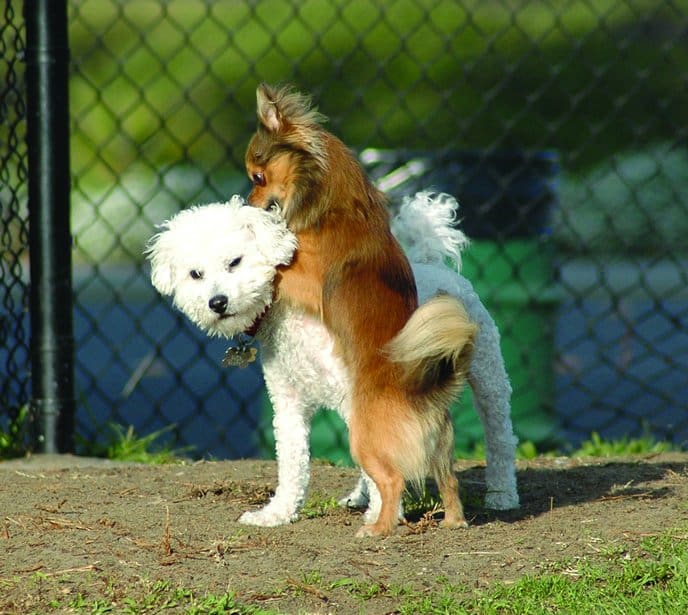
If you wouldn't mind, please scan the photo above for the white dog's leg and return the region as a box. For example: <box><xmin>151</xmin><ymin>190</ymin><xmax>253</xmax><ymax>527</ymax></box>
<box><xmin>361</xmin><ymin>472</ymin><xmax>383</xmax><ymax>524</ymax></box>
<box><xmin>339</xmin><ymin>473</ymin><xmax>370</xmax><ymax>508</ymax></box>
<box><xmin>239</xmin><ymin>389</ymin><xmax>312</xmax><ymax>527</ymax></box>
<box><xmin>339</xmin><ymin>471</ymin><xmax>405</xmax><ymax>524</ymax></box>
<box><xmin>468</xmin><ymin>317</ymin><xmax>520</xmax><ymax>510</ymax></box>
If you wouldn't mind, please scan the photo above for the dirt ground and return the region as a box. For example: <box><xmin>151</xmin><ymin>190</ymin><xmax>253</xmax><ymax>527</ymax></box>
<box><xmin>2</xmin><ymin>452</ymin><xmax>688</xmax><ymax>614</ymax></box>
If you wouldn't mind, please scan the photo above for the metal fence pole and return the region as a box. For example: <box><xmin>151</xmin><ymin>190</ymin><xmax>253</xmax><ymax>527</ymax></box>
<box><xmin>24</xmin><ymin>0</ymin><xmax>74</xmax><ymax>453</ymax></box>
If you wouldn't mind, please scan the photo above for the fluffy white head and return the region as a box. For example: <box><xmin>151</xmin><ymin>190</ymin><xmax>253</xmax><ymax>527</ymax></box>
<box><xmin>391</xmin><ymin>191</ymin><xmax>469</xmax><ymax>272</ymax></box>
<box><xmin>145</xmin><ymin>195</ymin><xmax>297</xmax><ymax>338</ymax></box>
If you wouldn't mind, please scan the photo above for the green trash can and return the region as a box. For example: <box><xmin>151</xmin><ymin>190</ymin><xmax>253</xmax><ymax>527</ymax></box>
<box><xmin>258</xmin><ymin>149</ymin><xmax>561</xmax><ymax>463</ymax></box>
<box><xmin>452</xmin><ymin>238</ymin><xmax>560</xmax><ymax>453</ymax></box>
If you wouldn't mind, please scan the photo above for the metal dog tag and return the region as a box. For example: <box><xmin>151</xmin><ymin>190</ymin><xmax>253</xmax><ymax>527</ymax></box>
<box><xmin>222</xmin><ymin>344</ymin><xmax>258</xmax><ymax>369</ymax></box>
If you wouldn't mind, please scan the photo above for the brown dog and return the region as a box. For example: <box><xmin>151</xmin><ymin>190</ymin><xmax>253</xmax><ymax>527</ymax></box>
<box><xmin>245</xmin><ymin>83</ymin><xmax>477</xmax><ymax>536</ymax></box>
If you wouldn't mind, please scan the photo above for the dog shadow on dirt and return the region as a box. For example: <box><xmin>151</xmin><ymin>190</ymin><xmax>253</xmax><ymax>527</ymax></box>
<box><xmin>451</xmin><ymin>457</ymin><xmax>688</xmax><ymax>526</ymax></box>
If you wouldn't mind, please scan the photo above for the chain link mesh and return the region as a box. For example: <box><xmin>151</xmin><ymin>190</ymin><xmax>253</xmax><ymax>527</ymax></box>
<box><xmin>1</xmin><ymin>0</ymin><xmax>30</xmax><ymax>440</ymax></box>
<box><xmin>3</xmin><ymin>0</ymin><xmax>687</xmax><ymax>458</ymax></box>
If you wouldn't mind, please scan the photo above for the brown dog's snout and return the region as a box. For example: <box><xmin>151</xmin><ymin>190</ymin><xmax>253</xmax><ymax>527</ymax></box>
<box><xmin>246</xmin><ymin>192</ymin><xmax>280</xmax><ymax>213</ymax></box>
<box><xmin>209</xmin><ymin>294</ymin><xmax>228</xmax><ymax>314</ymax></box>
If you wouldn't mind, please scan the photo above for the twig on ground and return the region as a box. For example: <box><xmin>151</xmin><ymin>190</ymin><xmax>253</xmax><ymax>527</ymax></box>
<box><xmin>286</xmin><ymin>577</ymin><xmax>330</xmax><ymax>603</ymax></box>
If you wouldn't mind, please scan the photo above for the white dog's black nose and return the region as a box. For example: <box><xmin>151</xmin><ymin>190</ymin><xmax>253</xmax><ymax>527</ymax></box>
<box><xmin>209</xmin><ymin>294</ymin><xmax>229</xmax><ymax>314</ymax></box>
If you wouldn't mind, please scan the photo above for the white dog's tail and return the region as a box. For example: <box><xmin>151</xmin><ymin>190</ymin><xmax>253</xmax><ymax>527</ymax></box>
<box><xmin>390</xmin><ymin>191</ymin><xmax>469</xmax><ymax>272</ymax></box>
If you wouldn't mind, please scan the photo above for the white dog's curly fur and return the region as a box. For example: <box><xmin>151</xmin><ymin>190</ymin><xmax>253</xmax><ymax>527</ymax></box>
<box><xmin>147</xmin><ymin>192</ymin><xmax>519</xmax><ymax>531</ymax></box>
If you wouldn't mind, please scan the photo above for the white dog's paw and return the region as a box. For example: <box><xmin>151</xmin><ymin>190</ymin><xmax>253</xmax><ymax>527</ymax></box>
<box><xmin>362</xmin><ymin>506</ymin><xmax>379</xmax><ymax>525</ymax></box>
<box><xmin>339</xmin><ymin>475</ymin><xmax>370</xmax><ymax>509</ymax></box>
<box><xmin>485</xmin><ymin>490</ymin><xmax>520</xmax><ymax>510</ymax></box>
<box><xmin>338</xmin><ymin>489</ymin><xmax>369</xmax><ymax>509</ymax></box>
<box><xmin>238</xmin><ymin>505</ymin><xmax>297</xmax><ymax>527</ymax></box>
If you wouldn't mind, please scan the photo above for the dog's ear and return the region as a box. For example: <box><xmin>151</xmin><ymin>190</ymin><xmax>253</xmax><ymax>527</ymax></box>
<box><xmin>145</xmin><ymin>231</ymin><xmax>176</xmax><ymax>296</ymax></box>
<box><xmin>150</xmin><ymin>258</ymin><xmax>175</xmax><ymax>296</ymax></box>
<box><xmin>256</xmin><ymin>83</ymin><xmax>324</xmax><ymax>137</ymax></box>
<box><xmin>256</xmin><ymin>83</ymin><xmax>282</xmax><ymax>133</ymax></box>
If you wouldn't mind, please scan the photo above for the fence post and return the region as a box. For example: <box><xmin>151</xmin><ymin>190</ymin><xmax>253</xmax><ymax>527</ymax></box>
<box><xmin>24</xmin><ymin>0</ymin><xmax>75</xmax><ymax>453</ymax></box>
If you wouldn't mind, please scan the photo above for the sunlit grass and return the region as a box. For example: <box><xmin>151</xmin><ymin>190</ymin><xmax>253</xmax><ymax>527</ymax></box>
<box><xmin>573</xmin><ymin>430</ymin><xmax>675</xmax><ymax>458</ymax></box>
<box><xmin>76</xmin><ymin>422</ymin><xmax>191</xmax><ymax>464</ymax></box>
<box><xmin>5</xmin><ymin>527</ymin><xmax>687</xmax><ymax>613</ymax></box>
<box><xmin>0</xmin><ymin>406</ymin><xmax>29</xmax><ymax>460</ymax></box>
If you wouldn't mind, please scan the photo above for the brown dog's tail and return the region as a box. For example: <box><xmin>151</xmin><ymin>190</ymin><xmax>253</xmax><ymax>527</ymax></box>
<box><xmin>384</xmin><ymin>293</ymin><xmax>477</xmax><ymax>397</ymax></box>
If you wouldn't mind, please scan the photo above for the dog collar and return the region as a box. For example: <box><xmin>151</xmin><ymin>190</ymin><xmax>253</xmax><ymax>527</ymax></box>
<box><xmin>243</xmin><ymin>307</ymin><xmax>267</xmax><ymax>338</ymax></box>
<box><xmin>221</xmin><ymin>307</ymin><xmax>268</xmax><ymax>369</ymax></box>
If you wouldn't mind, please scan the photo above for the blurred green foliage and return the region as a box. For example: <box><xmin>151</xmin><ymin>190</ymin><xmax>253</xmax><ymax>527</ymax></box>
<box><xmin>68</xmin><ymin>0</ymin><xmax>688</xmax><ymax>179</ymax></box>
<box><xmin>0</xmin><ymin>406</ymin><xmax>29</xmax><ymax>460</ymax></box>
<box><xmin>555</xmin><ymin>144</ymin><xmax>688</xmax><ymax>253</ymax></box>
<box><xmin>63</xmin><ymin>0</ymin><xmax>688</xmax><ymax>258</ymax></box>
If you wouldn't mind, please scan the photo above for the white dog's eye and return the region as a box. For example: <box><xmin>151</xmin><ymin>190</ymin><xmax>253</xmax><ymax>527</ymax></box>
<box><xmin>190</xmin><ymin>269</ymin><xmax>203</xmax><ymax>280</ymax></box>
<box><xmin>227</xmin><ymin>256</ymin><xmax>243</xmax><ymax>271</ymax></box>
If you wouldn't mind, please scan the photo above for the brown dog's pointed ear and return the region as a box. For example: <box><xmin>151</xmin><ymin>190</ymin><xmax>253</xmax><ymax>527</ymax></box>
<box><xmin>256</xmin><ymin>83</ymin><xmax>282</xmax><ymax>133</ymax></box>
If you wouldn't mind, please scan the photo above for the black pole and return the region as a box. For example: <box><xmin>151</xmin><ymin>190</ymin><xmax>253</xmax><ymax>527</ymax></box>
<box><xmin>24</xmin><ymin>0</ymin><xmax>75</xmax><ymax>454</ymax></box>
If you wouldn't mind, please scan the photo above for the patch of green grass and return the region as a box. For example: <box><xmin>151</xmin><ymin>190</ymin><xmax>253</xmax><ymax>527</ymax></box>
<box><xmin>8</xmin><ymin>528</ymin><xmax>686</xmax><ymax>614</ymax></box>
<box><xmin>78</xmin><ymin>423</ymin><xmax>191</xmax><ymax>464</ymax></box>
<box><xmin>397</xmin><ymin>579</ymin><xmax>467</xmax><ymax>615</ymax></box>
<box><xmin>301</xmin><ymin>494</ymin><xmax>340</xmax><ymax>519</ymax></box>
<box><xmin>466</xmin><ymin>439</ymin><xmax>554</xmax><ymax>461</ymax></box>
<box><xmin>286</xmin><ymin>570</ymin><xmax>409</xmax><ymax>606</ymax></box>
<box><xmin>67</xmin><ymin>594</ymin><xmax>112</xmax><ymax>615</ymax></box>
<box><xmin>0</xmin><ymin>413</ymin><xmax>192</xmax><ymax>464</ymax></box>
<box><xmin>466</xmin><ymin>530</ymin><xmax>688</xmax><ymax>614</ymax></box>
<box><xmin>375</xmin><ymin>528</ymin><xmax>688</xmax><ymax>614</ymax></box>
<box><xmin>402</xmin><ymin>486</ymin><xmax>443</xmax><ymax>521</ymax></box>
<box><xmin>573</xmin><ymin>431</ymin><xmax>675</xmax><ymax>458</ymax></box>
<box><xmin>0</xmin><ymin>406</ymin><xmax>30</xmax><ymax>460</ymax></box>
<box><xmin>329</xmin><ymin>576</ymin><xmax>389</xmax><ymax>600</ymax></box>
<box><xmin>402</xmin><ymin>484</ymin><xmax>484</xmax><ymax>522</ymax></box>
<box><xmin>464</xmin><ymin>432</ymin><xmax>675</xmax><ymax>463</ymax></box>
<box><xmin>36</xmin><ymin>578</ymin><xmax>277</xmax><ymax>615</ymax></box>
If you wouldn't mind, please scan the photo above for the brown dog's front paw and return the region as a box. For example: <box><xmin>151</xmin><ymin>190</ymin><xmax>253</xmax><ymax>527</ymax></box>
<box><xmin>439</xmin><ymin>518</ymin><xmax>469</xmax><ymax>529</ymax></box>
<box><xmin>355</xmin><ymin>522</ymin><xmax>396</xmax><ymax>538</ymax></box>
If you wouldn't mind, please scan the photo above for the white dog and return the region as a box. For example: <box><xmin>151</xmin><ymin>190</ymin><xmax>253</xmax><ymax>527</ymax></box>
<box><xmin>147</xmin><ymin>192</ymin><xmax>519</xmax><ymax>532</ymax></box>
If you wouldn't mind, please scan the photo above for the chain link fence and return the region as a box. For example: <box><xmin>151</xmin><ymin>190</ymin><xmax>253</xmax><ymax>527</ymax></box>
<box><xmin>3</xmin><ymin>0</ymin><xmax>687</xmax><ymax>459</ymax></box>
<box><xmin>1</xmin><ymin>0</ymin><xmax>29</xmax><ymax>448</ymax></box>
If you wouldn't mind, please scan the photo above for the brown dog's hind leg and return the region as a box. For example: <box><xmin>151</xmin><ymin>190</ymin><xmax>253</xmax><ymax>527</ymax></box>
<box><xmin>437</xmin><ymin>472</ymin><xmax>467</xmax><ymax>529</ymax></box>
<box><xmin>348</xmin><ymin>402</ymin><xmax>406</xmax><ymax>537</ymax></box>
<box><xmin>353</xmin><ymin>452</ymin><xmax>405</xmax><ymax>537</ymax></box>
<box><xmin>432</xmin><ymin>418</ymin><xmax>468</xmax><ymax>529</ymax></box>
